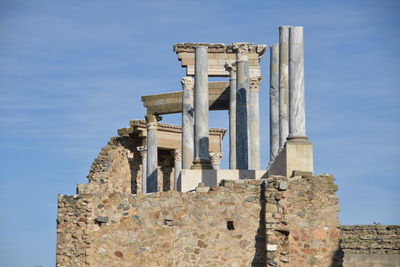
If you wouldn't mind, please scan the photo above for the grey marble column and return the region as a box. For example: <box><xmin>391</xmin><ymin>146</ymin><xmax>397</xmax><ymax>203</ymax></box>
<box><xmin>192</xmin><ymin>46</ymin><xmax>213</xmax><ymax>169</ymax></box>
<box><xmin>172</xmin><ymin>150</ymin><xmax>182</xmax><ymax>191</ymax></box>
<box><xmin>288</xmin><ymin>26</ymin><xmax>307</xmax><ymax>139</ymax></box>
<box><xmin>137</xmin><ymin>145</ymin><xmax>147</xmax><ymax>193</ymax></box>
<box><xmin>181</xmin><ymin>76</ymin><xmax>195</xmax><ymax>169</ymax></box>
<box><xmin>209</xmin><ymin>152</ymin><xmax>223</xmax><ymax>170</ymax></box>
<box><xmin>235</xmin><ymin>47</ymin><xmax>250</xmax><ymax>170</ymax></box>
<box><xmin>279</xmin><ymin>26</ymin><xmax>290</xmax><ymax>148</ymax></box>
<box><xmin>225</xmin><ymin>63</ymin><xmax>237</xmax><ymax>169</ymax></box>
<box><xmin>249</xmin><ymin>76</ymin><xmax>262</xmax><ymax>170</ymax></box>
<box><xmin>269</xmin><ymin>44</ymin><xmax>280</xmax><ymax>162</ymax></box>
<box><xmin>145</xmin><ymin>115</ymin><xmax>158</xmax><ymax>192</ymax></box>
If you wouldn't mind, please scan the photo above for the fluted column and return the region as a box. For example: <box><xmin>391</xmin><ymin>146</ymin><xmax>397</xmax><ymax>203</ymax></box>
<box><xmin>288</xmin><ymin>26</ymin><xmax>307</xmax><ymax>139</ymax></box>
<box><xmin>225</xmin><ymin>63</ymin><xmax>237</xmax><ymax>169</ymax></box>
<box><xmin>137</xmin><ymin>145</ymin><xmax>147</xmax><ymax>193</ymax></box>
<box><xmin>249</xmin><ymin>76</ymin><xmax>262</xmax><ymax>170</ymax></box>
<box><xmin>172</xmin><ymin>150</ymin><xmax>182</xmax><ymax>191</ymax></box>
<box><xmin>181</xmin><ymin>76</ymin><xmax>195</xmax><ymax>169</ymax></box>
<box><xmin>209</xmin><ymin>152</ymin><xmax>223</xmax><ymax>170</ymax></box>
<box><xmin>145</xmin><ymin>115</ymin><xmax>158</xmax><ymax>192</ymax></box>
<box><xmin>235</xmin><ymin>45</ymin><xmax>250</xmax><ymax>170</ymax></box>
<box><xmin>269</xmin><ymin>44</ymin><xmax>280</xmax><ymax>162</ymax></box>
<box><xmin>279</xmin><ymin>26</ymin><xmax>290</xmax><ymax>148</ymax></box>
<box><xmin>192</xmin><ymin>46</ymin><xmax>213</xmax><ymax>169</ymax></box>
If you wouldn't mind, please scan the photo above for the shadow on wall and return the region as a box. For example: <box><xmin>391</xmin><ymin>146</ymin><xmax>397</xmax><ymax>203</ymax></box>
<box><xmin>252</xmin><ymin>181</ymin><xmax>266</xmax><ymax>266</ymax></box>
<box><xmin>330</xmin><ymin>249</ymin><xmax>344</xmax><ymax>267</ymax></box>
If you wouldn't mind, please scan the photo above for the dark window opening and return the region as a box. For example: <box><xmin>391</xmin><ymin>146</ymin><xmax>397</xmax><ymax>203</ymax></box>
<box><xmin>227</xmin><ymin>220</ymin><xmax>235</xmax><ymax>230</ymax></box>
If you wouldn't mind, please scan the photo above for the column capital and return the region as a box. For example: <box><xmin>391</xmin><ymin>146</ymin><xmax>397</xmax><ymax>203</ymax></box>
<box><xmin>209</xmin><ymin>152</ymin><xmax>223</xmax><ymax>164</ymax></box>
<box><xmin>250</xmin><ymin>76</ymin><xmax>262</xmax><ymax>92</ymax></box>
<box><xmin>172</xmin><ymin>150</ymin><xmax>182</xmax><ymax>161</ymax></box>
<box><xmin>224</xmin><ymin>63</ymin><xmax>236</xmax><ymax>79</ymax></box>
<box><xmin>181</xmin><ymin>76</ymin><xmax>194</xmax><ymax>91</ymax></box>
<box><xmin>145</xmin><ymin>115</ymin><xmax>158</xmax><ymax>130</ymax></box>
<box><xmin>137</xmin><ymin>145</ymin><xmax>147</xmax><ymax>156</ymax></box>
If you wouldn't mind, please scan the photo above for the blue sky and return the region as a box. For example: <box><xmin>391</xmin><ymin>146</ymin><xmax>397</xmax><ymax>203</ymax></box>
<box><xmin>0</xmin><ymin>0</ymin><xmax>399</xmax><ymax>266</ymax></box>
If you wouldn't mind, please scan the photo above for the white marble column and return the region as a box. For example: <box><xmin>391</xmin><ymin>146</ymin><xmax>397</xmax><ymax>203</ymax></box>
<box><xmin>269</xmin><ymin>44</ymin><xmax>280</xmax><ymax>162</ymax></box>
<box><xmin>288</xmin><ymin>26</ymin><xmax>307</xmax><ymax>139</ymax></box>
<box><xmin>137</xmin><ymin>145</ymin><xmax>147</xmax><ymax>193</ymax></box>
<box><xmin>235</xmin><ymin>45</ymin><xmax>250</xmax><ymax>170</ymax></box>
<box><xmin>145</xmin><ymin>115</ymin><xmax>158</xmax><ymax>192</ymax></box>
<box><xmin>279</xmin><ymin>26</ymin><xmax>290</xmax><ymax>148</ymax></box>
<box><xmin>225</xmin><ymin>63</ymin><xmax>237</xmax><ymax>169</ymax></box>
<box><xmin>192</xmin><ymin>46</ymin><xmax>213</xmax><ymax>169</ymax></box>
<box><xmin>181</xmin><ymin>76</ymin><xmax>195</xmax><ymax>169</ymax></box>
<box><xmin>172</xmin><ymin>150</ymin><xmax>182</xmax><ymax>191</ymax></box>
<box><xmin>249</xmin><ymin>76</ymin><xmax>262</xmax><ymax>170</ymax></box>
<box><xmin>209</xmin><ymin>152</ymin><xmax>223</xmax><ymax>170</ymax></box>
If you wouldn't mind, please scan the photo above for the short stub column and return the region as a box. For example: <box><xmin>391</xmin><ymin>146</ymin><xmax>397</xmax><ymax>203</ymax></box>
<box><xmin>137</xmin><ymin>145</ymin><xmax>147</xmax><ymax>193</ymax></box>
<box><xmin>172</xmin><ymin>150</ymin><xmax>182</xmax><ymax>191</ymax></box>
<box><xmin>192</xmin><ymin>46</ymin><xmax>213</xmax><ymax>169</ymax></box>
<box><xmin>181</xmin><ymin>76</ymin><xmax>195</xmax><ymax>169</ymax></box>
<box><xmin>145</xmin><ymin>115</ymin><xmax>158</xmax><ymax>192</ymax></box>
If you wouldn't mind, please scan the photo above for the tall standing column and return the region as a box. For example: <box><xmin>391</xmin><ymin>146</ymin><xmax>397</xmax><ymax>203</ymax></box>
<box><xmin>209</xmin><ymin>152</ymin><xmax>223</xmax><ymax>170</ymax></box>
<box><xmin>225</xmin><ymin>63</ymin><xmax>237</xmax><ymax>169</ymax></box>
<box><xmin>249</xmin><ymin>76</ymin><xmax>262</xmax><ymax>170</ymax></box>
<box><xmin>279</xmin><ymin>26</ymin><xmax>290</xmax><ymax>148</ymax></box>
<box><xmin>137</xmin><ymin>145</ymin><xmax>147</xmax><ymax>193</ymax></box>
<box><xmin>235</xmin><ymin>45</ymin><xmax>250</xmax><ymax>170</ymax></box>
<box><xmin>181</xmin><ymin>76</ymin><xmax>195</xmax><ymax>169</ymax></box>
<box><xmin>269</xmin><ymin>44</ymin><xmax>280</xmax><ymax>162</ymax></box>
<box><xmin>172</xmin><ymin>150</ymin><xmax>182</xmax><ymax>191</ymax></box>
<box><xmin>145</xmin><ymin>115</ymin><xmax>158</xmax><ymax>192</ymax></box>
<box><xmin>192</xmin><ymin>46</ymin><xmax>213</xmax><ymax>169</ymax></box>
<box><xmin>288</xmin><ymin>26</ymin><xmax>307</xmax><ymax>139</ymax></box>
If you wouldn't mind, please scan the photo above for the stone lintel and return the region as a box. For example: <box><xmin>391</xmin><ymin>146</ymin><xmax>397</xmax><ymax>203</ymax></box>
<box><xmin>141</xmin><ymin>81</ymin><xmax>230</xmax><ymax>115</ymax></box>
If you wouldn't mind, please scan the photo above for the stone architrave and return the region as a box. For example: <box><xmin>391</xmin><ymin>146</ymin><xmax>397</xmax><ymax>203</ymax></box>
<box><xmin>288</xmin><ymin>26</ymin><xmax>307</xmax><ymax>140</ymax></box>
<box><xmin>137</xmin><ymin>145</ymin><xmax>147</xmax><ymax>193</ymax></box>
<box><xmin>209</xmin><ymin>152</ymin><xmax>223</xmax><ymax>169</ymax></box>
<box><xmin>181</xmin><ymin>76</ymin><xmax>195</xmax><ymax>169</ymax></box>
<box><xmin>192</xmin><ymin>46</ymin><xmax>213</xmax><ymax>169</ymax></box>
<box><xmin>145</xmin><ymin>115</ymin><xmax>158</xmax><ymax>192</ymax></box>
<box><xmin>172</xmin><ymin>150</ymin><xmax>182</xmax><ymax>191</ymax></box>
<box><xmin>234</xmin><ymin>44</ymin><xmax>250</xmax><ymax>170</ymax></box>
<box><xmin>279</xmin><ymin>26</ymin><xmax>290</xmax><ymax>148</ymax></box>
<box><xmin>269</xmin><ymin>44</ymin><xmax>280</xmax><ymax>162</ymax></box>
<box><xmin>225</xmin><ymin>63</ymin><xmax>237</xmax><ymax>169</ymax></box>
<box><xmin>249</xmin><ymin>76</ymin><xmax>262</xmax><ymax>170</ymax></box>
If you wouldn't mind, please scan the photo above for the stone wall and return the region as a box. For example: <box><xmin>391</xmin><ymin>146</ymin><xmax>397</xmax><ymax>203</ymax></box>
<box><xmin>340</xmin><ymin>225</ymin><xmax>400</xmax><ymax>266</ymax></box>
<box><xmin>56</xmin><ymin>173</ymin><xmax>341</xmax><ymax>266</ymax></box>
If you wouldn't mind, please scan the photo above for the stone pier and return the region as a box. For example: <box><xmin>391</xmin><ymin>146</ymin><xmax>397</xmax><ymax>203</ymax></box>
<box><xmin>225</xmin><ymin>63</ymin><xmax>237</xmax><ymax>169</ymax></box>
<box><xmin>172</xmin><ymin>150</ymin><xmax>182</xmax><ymax>191</ymax></box>
<box><xmin>145</xmin><ymin>115</ymin><xmax>158</xmax><ymax>192</ymax></box>
<box><xmin>192</xmin><ymin>46</ymin><xmax>212</xmax><ymax>169</ymax></box>
<box><xmin>279</xmin><ymin>26</ymin><xmax>290</xmax><ymax>149</ymax></box>
<box><xmin>288</xmin><ymin>26</ymin><xmax>306</xmax><ymax>139</ymax></box>
<box><xmin>181</xmin><ymin>76</ymin><xmax>195</xmax><ymax>169</ymax></box>
<box><xmin>235</xmin><ymin>45</ymin><xmax>250</xmax><ymax>170</ymax></box>
<box><xmin>269</xmin><ymin>44</ymin><xmax>280</xmax><ymax>162</ymax></box>
<box><xmin>137</xmin><ymin>145</ymin><xmax>147</xmax><ymax>193</ymax></box>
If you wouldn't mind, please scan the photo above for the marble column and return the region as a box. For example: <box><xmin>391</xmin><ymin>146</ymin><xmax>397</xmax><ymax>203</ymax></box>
<box><xmin>209</xmin><ymin>152</ymin><xmax>223</xmax><ymax>170</ymax></box>
<box><xmin>192</xmin><ymin>46</ymin><xmax>213</xmax><ymax>169</ymax></box>
<box><xmin>225</xmin><ymin>63</ymin><xmax>237</xmax><ymax>169</ymax></box>
<box><xmin>145</xmin><ymin>115</ymin><xmax>158</xmax><ymax>192</ymax></box>
<box><xmin>172</xmin><ymin>150</ymin><xmax>182</xmax><ymax>191</ymax></box>
<box><xmin>235</xmin><ymin>46</ymin><xmax>250</xmax><ymax>170</ymax></box>
<box><xmin>288</xmin><ymin>26</ymin><xmax>307</xmax><ymax>139</ymax></box>
<box><xmin>279</xmin><ymin>26</ymin><xmax>290</xmax><ymax>148</ymax></box>
<box><xmin>181</xmin><ymin>76</ymin><xmax>195</xmax><ymax>169</ymax></box>
<box><xmin>249</xmin><ymin>76</ymin><xmax>262</xmax><ymax>170</ymax></box>
<box><xmin>269</xmin><ymin>44</ymin><xmax>280</xmax><ymax>162</ymax></box>
<box><xmin>137</xmin><ymin>145</ymin><xmax>147</xmax><ymax>193</ymax></box>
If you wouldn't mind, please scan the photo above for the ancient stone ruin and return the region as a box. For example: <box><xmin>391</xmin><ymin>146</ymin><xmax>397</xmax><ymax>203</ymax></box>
<box><xmin>56</xmin><ymin>26</ymin><xmax>400</xmax><ymax>266</ymax></box>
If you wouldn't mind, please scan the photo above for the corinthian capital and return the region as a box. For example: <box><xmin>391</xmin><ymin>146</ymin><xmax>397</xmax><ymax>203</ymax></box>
<box><xmin>250</xmin><ymin>76</ymin><xmax>262</xmax><ymax>92</ymax></box>
<box><xmin>137</xmin><ymin>145</ymin><xmax>147</xmax><ymax>157</ymax></box>
<box><xmin>209</xmin><ymin>152</ymin><xmax>223</xmax><ymax>164</ymax></box>
<box><xmin>172</xmin><ymin>150</ymin><xmax>182</xmax><ymax>161</ymax></box>
<box><xmin>181</xmin><ymin>76</ymin><xmax>194</xmax><ymax>91</ymax></box>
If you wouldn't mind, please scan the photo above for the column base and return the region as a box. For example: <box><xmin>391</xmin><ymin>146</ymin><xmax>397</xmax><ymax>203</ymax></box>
<box><xmin>191</xmin><ymin>159</ymin><xmax>213</xmax><ymax>170</ymax></box>
<box><xmin>287</xmin><ymin>135</ymin><xmax>308</xmax><ymax>142</ymax></box>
